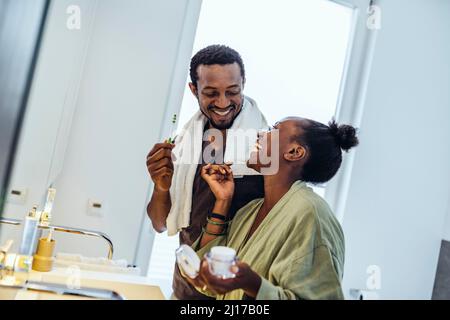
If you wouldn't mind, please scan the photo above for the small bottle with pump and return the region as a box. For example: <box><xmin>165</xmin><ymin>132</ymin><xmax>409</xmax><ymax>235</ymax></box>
<box><xmin>19</xmin><ymin>206</ymin><xmax>39</xmax><ymax>256</ymax></box>
<box><xmin>32</xmin><ymin>228</ymin><xmax>56</xmax><ymax>272</ymax></box>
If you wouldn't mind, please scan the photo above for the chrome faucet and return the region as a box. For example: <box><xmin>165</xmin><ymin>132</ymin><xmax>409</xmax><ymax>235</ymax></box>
<box><xmin>0</xmin><ymin>187</ymin><xmax>120</xmax><ymax>299</ymax></box>
<box><xmin>0</xmin><ymin>217</ymin><xmax>114</xmax><ymax>259</ymax></box>
<box><xmin>1</xmin><ymin>188</ymin><xmax>114</xmax><ymax>259</ymax></box>
<box><xmin>0</xmin><ymin>238</ymin><xmax>123</xmax><ymax>299</ymax></box>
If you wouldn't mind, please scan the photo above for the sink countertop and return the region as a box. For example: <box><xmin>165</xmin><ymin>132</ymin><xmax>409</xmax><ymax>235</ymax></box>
<box><xmin>4</xmin><ymin>267</ymin><xmax>166</xmax><ymax>300</ymax></box>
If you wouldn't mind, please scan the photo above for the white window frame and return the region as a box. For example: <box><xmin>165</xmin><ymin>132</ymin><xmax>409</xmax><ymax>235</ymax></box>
<box><xmin>134</xmin><ymin>0</ymin><xmax>203</xmax><ymax>273</ymax></box>
<box><xmin>324</xmin><ymin>0</ymin><xmax>378</xmax><ymax>223</ymax></box>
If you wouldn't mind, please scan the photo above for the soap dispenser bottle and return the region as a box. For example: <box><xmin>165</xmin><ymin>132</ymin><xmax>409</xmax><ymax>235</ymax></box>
<box><xmin>18</xmin><ymin>206</ymin><xmax>39</xmax><ymax>256</ymax></box>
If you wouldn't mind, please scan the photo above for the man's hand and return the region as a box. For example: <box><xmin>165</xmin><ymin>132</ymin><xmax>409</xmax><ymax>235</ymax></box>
<box><xmin>201</xmin><ymin>163</ymin><xmax>235</xmax><ymax>201</ymax></box>
<box><xmin>146</xmin><ymin>142</ymin><xmax>175</xmax><ymax>192</ymax></box>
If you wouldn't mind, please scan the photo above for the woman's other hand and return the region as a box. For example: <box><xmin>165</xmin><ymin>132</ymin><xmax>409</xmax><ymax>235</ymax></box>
<box><xmin>201</xmin><ymin>163</ymin><xmax>235</xmax><ymax>201</ymax></box>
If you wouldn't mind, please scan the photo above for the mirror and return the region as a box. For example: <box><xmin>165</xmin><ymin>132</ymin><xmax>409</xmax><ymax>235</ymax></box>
<box><xmin>1</xmin><ymin>0</ymin><xmax>449</xmax><ymax>301</ymax></box>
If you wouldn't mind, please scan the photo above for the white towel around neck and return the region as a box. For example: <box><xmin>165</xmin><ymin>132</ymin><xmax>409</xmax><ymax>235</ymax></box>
<box><xmin>166</xmin><ymin>96</ymin><xmax>268</xmax><ymax>236</ymax></box>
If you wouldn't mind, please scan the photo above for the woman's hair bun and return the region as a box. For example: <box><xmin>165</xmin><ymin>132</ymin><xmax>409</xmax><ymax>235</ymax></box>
<box><xmin>328</xmin><ymin>119</ymin><xmax>359</xmax><ymax>152</ymax></box>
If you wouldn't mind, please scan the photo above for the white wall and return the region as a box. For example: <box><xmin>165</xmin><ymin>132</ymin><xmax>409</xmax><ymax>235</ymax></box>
<box><xmin>51</xmin><ymin>0</ymin><xmax>193</xmax><ymax>265</ymax></box>
<box><xmin>442</xmin><ymin>193</ymin><xmax>450</xmax><ymax>241</ymax></box>
<box><xmin>342</xmin><ymin>0</ymin><xmax>450</xmax><ymax>299</ymax></box>
<box><xmin>1</xmin><ymin>0</ymin><xmax>195</xmax><ymax>271</ymax></box>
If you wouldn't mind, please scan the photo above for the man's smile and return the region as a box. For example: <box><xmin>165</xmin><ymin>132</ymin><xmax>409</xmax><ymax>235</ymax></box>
<box><xmin>207</xmin><ymin>105</ymin><xmax>237</xmax><ymax>121</ymax></box>
<box><xmin>208</xmin><ymin>105</ymin><xmax>236</xmax><ymax>116</ymax></box>
<box><xmin>212</xmin><ymin>108</ymin><xmax>233</xmax><ymax>116</ymax></box>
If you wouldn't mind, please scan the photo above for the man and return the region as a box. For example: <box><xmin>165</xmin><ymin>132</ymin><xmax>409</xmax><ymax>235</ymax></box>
<box><xmin>146</xmin><ymin>45</ymin><xmax>267</xmax><ymax>299</ymax></box>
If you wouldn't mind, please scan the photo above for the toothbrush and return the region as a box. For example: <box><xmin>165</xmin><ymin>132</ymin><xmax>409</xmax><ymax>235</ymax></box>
<box><xmin>167</xmin><ymin>114</ymin><xmax>177</xmax><ymax>144</ymax></box>
<box><xmin>47</xmin><ymin>228</ymin><xmax>54</xmax><ymax>242</ymax></box>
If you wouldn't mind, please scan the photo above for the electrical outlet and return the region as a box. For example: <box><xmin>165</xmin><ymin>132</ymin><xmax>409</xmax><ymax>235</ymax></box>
<box><xmin>6</xmin><ymin>187</ymin><xmax>28</xmax><ymax>205</ymax></box>
<box><xmin>87</xmin><ymin>199</ymin><xmax>104</xmax><ymax>217</ymax></box>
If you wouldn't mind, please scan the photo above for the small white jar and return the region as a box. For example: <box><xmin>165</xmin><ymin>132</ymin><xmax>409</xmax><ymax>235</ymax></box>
<box><xmin>206</xmin><ymin>246</ymin><xmax>237</xmax><ymax>279</ymax></box>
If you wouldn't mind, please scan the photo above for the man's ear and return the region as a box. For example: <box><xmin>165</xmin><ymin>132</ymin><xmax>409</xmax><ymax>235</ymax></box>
<box><xmin>284</xmin><ymin>145</ymin><xmax>306</xmax><ymax>162</ymax></box>
<box><xmin>189</xmin><ymin>82</ymin><xmax>198</xmax><ymax>98</ymax></box>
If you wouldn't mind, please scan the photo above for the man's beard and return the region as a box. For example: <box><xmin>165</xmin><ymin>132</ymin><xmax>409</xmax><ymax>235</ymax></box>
<box><xmin>201</xmin><ymin>103</ymin><xmax>243</xmax><ymax>130</ymax></box>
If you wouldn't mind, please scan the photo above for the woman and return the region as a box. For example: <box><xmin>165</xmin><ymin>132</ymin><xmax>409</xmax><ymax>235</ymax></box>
<box><xmin>182</xmin><ymin>116</ymin><xmax>359</xmax><ymax>299</ymax></box>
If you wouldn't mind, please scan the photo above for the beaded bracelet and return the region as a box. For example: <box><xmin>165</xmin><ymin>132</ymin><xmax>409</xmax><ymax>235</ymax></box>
<box><xmin>206</xmin><ymin>216</ymin><xmax>230</xmax><ymax>226</ymax></box>
<box><xmin>202</xmin><ymin>226</ymin><xmax>227</xmax><ymax>237</ymax></box>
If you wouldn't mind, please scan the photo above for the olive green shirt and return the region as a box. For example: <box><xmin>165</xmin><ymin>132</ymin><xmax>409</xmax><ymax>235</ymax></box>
<box><xmin>192</xmin><ymin>180</ymin><xmax>345</xmax><ymax>300</ymax></box>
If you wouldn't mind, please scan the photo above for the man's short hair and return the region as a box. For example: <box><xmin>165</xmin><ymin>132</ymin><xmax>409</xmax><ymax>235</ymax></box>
<box><xmin>190</xmin><ymin>44</ymin><xmax>246</xmax><ymax>88</ymax></box>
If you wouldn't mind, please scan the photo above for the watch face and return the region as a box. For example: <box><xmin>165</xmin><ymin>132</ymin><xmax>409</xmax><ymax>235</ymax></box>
<box><xmin>175</xmin><ymin>244</ymin><xmax>200</xmax><ymax>279</ymax></box>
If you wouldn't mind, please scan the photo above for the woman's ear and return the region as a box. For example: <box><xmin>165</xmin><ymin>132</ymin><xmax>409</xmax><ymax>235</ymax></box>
<box><xmin>284</xmin><ymin>145</ymin><xmax>306</xmax><ymax>162</ymax></box>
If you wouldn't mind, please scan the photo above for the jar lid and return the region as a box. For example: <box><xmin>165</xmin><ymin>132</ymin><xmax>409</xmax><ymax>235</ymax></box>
<box><xmin>210</xmin><ymin>246</ymin><xmax>236</xmax><ymax>260</ymax></box>
<box><xmin>175</xmin><ymin>244</ymin><xmax>200</xmax><ymax>279</ymax></box>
